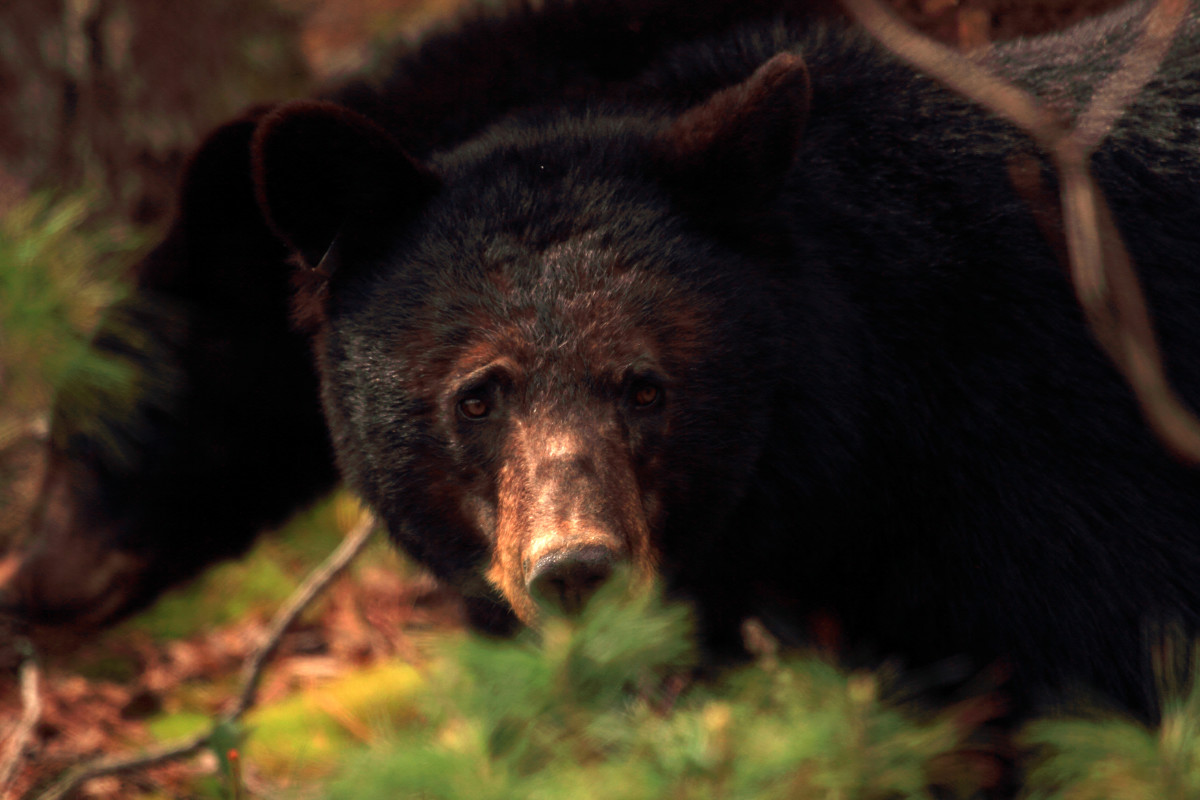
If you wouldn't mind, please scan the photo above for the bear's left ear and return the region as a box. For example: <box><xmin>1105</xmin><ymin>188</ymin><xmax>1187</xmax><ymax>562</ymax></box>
<box><xmin>654</xmin><ymin>52</ymin><xmax>811</xmax><ymax>212</ymax></box>
<box><xmin>252</xmin><ymin>101</ymin><xmax>439</xmax><ymax>272</ymax></box>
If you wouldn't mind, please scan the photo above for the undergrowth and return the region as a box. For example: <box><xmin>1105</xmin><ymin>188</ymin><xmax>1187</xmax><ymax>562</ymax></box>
<box><xmin>320</xmin><ymin>576</ymin><xmax>1000</xmax><ymax>800</ymax></box>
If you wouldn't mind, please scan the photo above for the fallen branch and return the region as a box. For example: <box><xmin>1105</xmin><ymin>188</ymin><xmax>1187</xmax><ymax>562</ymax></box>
<box><xmin>31</xmin><ymin>508</ymin><xmax>379</xmax><ymax>800</ymax></box>
<box><xmin>0</xmin><ymin>639</ymin><xmax>42</xmax><ymax>798</ymax></box>
<box><xmin>232</xmin><ymin>507</ymin><xmax>379</xmax><ymax>715</ymax></box>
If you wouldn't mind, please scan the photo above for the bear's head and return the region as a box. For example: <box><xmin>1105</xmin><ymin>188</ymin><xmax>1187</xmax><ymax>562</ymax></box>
<box><xmin>252</xmin><ymin>54</ymin><xmax>812</xmax><ymax>625</ymax></box>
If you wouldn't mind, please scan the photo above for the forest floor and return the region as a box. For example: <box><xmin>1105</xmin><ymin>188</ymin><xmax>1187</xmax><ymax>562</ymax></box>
<box><xmin>1</xmin><ymin>496</ymin><xmax>472</xmax><ymax>799</ymax></box>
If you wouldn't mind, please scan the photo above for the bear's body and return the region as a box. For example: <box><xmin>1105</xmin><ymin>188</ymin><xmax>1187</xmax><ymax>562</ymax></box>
<box><xmin>11</xmin><ymin>0</ymin><xmax>1200</xmax><ymax>717</ymax></box>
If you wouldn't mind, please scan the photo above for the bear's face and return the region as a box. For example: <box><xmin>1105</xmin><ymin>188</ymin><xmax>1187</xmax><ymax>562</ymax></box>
<box><xmin>321</xmin><ymin>161</ymin><xmax>780</xmax><ymax>622</ymax></box>
<box><xmin>252</xmin><ymin>54</ymin><xmax>811</xmax><ymax>622</ymax></box>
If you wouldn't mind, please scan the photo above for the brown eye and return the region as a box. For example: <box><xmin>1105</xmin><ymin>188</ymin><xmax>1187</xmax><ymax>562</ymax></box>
<box><xmin>632</xmin><ymin>383</ymin><xmax>660</xmax><ymax>408</ymax></box>
<box><xmin>459</xmin><ymin>397</ymin><xmax>490</xmax><ymax>420</ymax></box>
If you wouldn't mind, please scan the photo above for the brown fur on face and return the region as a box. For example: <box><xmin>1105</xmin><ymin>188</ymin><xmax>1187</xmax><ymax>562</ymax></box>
<box><xmin>435</xmin><ymin>243</ymin><xmax>693</xmax><ymax>622</ymax></box>
<box><xmin>487</xmin><ymin>412</ymin><xmax>661</xmax><ymax>623</ymax></box>
<box><xmin>346</xmin><ymin>228</ymin><xmax>729</xmax><ymax>626</ymax></box>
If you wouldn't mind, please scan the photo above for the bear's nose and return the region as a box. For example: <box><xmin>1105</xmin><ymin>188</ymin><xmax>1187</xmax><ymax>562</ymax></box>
<box><xmin>526</xmin><ymin>545</ymin><xmax>616</xmax><ymax>615</ymax></box>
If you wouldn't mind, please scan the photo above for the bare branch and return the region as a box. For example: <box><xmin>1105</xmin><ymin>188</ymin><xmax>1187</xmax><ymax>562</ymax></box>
<box><xmin>842</xmin><ymin>0</ymin><xmax>1200</xmax><ymax>463</ymax></box>
<box><xmin>0</xmin><ymin>640</ymin><xmax>42</xmax><ymax>798</ymax></box>
<box><xmin>32</xmin><ymin>734</ymin><xmax>211</xmax><ymax>800</ymax></box>
<box><xmin>231</xmin><ymin>507</ymin><xmax>379</xmax><ymax>716</ymax></box>
<box><xmin>838</xmin><ymin>0</ymin><xmax>1071</xmax><ymax>149</ymax></box>
<box><xmin>1071</xmin><ymin>0</ymin><xmax>1188</xmax><ymax>154</ymax></box>
<box><xmin>1091</xmin><ymin>195</ymin><xmax>1200</xmax><ymax>461</ymax></box>
<box><xmin>31</xmin><ymin>509</ymin><xmax>379</xmax><ymax>800</ymax></box>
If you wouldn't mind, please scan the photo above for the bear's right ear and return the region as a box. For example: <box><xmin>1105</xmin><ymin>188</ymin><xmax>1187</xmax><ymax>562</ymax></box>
<box><xmin>252</xmin><ymin>101</ymin><xmax>438</xmax><ymax>272</ymax></box>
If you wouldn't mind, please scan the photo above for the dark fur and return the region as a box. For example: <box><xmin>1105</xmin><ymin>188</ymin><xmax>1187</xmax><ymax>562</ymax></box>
<box><xmin>6</xmin><ymin>0</ymin><xmax>837</xmax><ymax>629</ymax></box>
<box><xmin>12</xmin><ymin>0</ymin><xmax>1200</xmax><ymax>720</ymax></box>
<box><xmin>9</xmin><ymin>109</ymin><xmax>340</xmax><ymax>624</ymax></box>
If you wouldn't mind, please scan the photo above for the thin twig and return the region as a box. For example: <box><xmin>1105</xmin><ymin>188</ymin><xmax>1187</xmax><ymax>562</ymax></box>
<box><xmin>1052</xmin><ymin>0</ymin><xmax>1200</xmax><ymax>461</ymax></box>
<box><xmin>32</xmin><ymin>509</ymin><xmax>379</xmax><ymax>800</ymax></box>
<box><xmin>0</xmin><ymin>639</ymin><xmax>42</xmax><ymax>797</ymax></box>
<box><xmin>842</xmin><ymin>0</ymin><xmax>1200</xmax><ymax>463</ymax></box>
<box><xmin>232</xmin><ymin>508</ymin><xmax>379</xmax><ymax>716</ymax></box>
<box><xmin>1070</xmin><ymin>0</ymin><xmax>1188</xmax><ymax>154</ymax></box>
<box><xmin>32</xmin><ymin>735</ymin><xmax>211</xmax><ymax>800</ymax></box>
<box><xmin>838</xmin><ymin>0</ymin><xmax>1072</xmax><ymax>148</ymax></box>
<box><xmin>1055</xmin><ymin>0</ymin><xmax>1186</xmax><ymax>308</ymax></box>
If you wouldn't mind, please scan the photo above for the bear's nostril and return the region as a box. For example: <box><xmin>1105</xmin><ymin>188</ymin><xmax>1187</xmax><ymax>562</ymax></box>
<box><xmin>527</xmin><ymin>546</ymin><xmax>616</xmax><ymax>615</ymax></box>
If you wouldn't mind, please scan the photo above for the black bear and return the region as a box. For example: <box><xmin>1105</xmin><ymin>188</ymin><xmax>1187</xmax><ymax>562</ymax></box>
<box><xmin>10</xmin><ymin>0</ymin><xmax>1200</xmax><ymax>718</ymax></box>
<box><xmin>6</xmin><ymin>0</ymin><xmax>834</xmax><ymax>630</ymax></box>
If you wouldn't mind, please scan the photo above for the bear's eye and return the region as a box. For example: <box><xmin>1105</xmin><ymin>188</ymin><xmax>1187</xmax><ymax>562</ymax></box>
<box><xmin>458</xmin><ymin>396</ymin><xmax>490</xmax><ymax>420</ymax></box>
<box><xmin>631</xmin><ymin>382</ymin><xmax>661</xmax><ymax>409</ymax></box>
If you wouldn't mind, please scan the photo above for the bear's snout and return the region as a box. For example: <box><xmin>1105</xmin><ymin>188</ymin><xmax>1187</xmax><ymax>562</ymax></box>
<box><xmin>489</xmin><ymin>420</ymin><xmax>659</xmax><ymax>622</ymax></box>
<box><xmin>526</xmin><ymin>543</ymin><xmax>619</xmax><ymax>614</ymax></box>
<box><xmin>513</xmin><ymin>448</ymin><xmax>634</xmax><ymax>616</ymax></box>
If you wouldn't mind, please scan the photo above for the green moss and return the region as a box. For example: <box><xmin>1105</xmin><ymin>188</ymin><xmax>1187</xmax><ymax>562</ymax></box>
<box><xmin>244</xmin><ymin>661</ymin><xmax>424</xmax><ymax>780</ymax></box>
<box><xmin>117</xmin><ymin>554</ymin><xmax>297</xmax><ymax>642</ymax></box>
<box><xmin>147</xmin><ymin>711</ymin><xmax>211</xmax><ymax>742</ymax></box>
<box><xmin>112</xmin><ymin>494</ymin><xmax>370</xmax><ymax>642</ymax></box>
<box><xmin>262</xmin><ymin>495</ymin><xmax>346</xmax><ymax>568</ymax></box>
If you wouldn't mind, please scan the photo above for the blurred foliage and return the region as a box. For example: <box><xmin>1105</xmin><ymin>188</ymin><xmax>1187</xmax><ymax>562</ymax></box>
<box><xmin>1021</xmin><ymin>635</ymin><xmax>1200</xmax><ymax>800</ymax></box>
<box><xmin>114</xmin><ymin>549</ymin><xmax>1200</xmax><ymax>800</ymax></box>
<box><xmin>0</xmin><ymin>192</ymin><xmax>140</xmax><ymax>427</ymax></box>
<box><xmin>319</xmin><ymin>579</ymin><xmax>998</xmax><ymax>800</ymax></box>
<box><xmin>0</xmin><ymin>191</ymin><xmax>143</xmax><ymax>545</ymax></box>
